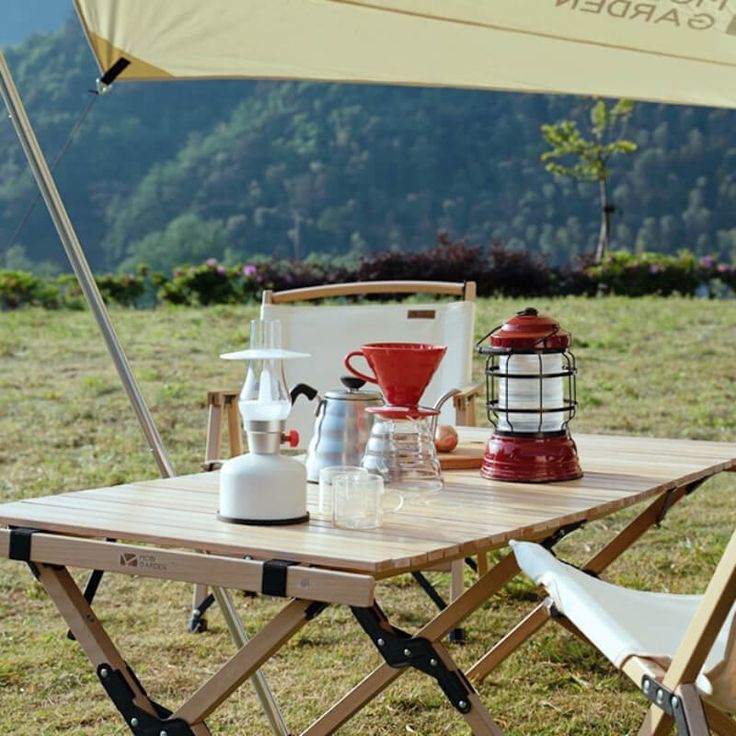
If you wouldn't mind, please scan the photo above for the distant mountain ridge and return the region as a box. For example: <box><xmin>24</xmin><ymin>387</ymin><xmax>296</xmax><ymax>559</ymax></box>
<box><xmin>2</xmin><ymin>17</ymin><xmax>736</xmax><ymax>273</ymax></box>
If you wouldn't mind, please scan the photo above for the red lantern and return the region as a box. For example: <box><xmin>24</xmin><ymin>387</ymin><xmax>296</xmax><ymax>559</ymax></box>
<box><xmin>476</xmin><ymin>308</ymin><xmax>582</xmax><ymax>482</ymax></box>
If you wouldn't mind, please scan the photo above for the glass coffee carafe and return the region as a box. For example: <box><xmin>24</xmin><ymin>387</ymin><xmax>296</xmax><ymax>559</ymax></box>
<box><xmin>361</xmin><ymin>406</ymin><xmax>443</xmax><ymax>494</ymax></box>
<box><xmin>344</xmin><ymin>342</ymin><xmax>448</xmax><ymax>495</ymax></box>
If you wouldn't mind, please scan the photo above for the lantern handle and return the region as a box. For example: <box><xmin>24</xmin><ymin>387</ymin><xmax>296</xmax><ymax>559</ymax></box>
<box><xmin>533</xmin><ymin>324</ymin><xmax>560</xmax><ymax>348</ymax></box>
<box><xmin>475</xmin><ymin>323</ymin><xmax>503</xmax><ymax>352</ymax></box>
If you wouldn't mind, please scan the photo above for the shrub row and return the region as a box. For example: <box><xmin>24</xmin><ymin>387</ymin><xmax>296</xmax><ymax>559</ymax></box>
<box><xmin>1</xmin><ymin>244</ymin><xmax>734</xmax><ymax>310</ymax></box>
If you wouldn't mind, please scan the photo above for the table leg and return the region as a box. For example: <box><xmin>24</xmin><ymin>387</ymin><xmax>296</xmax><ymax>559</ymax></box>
<box><xmin>212</xmin><ymin>587</ymin><xmax>291</xmax><ymax>736</ymax></box>
<box><xmin>36</xmin><ymin>563</ymin><xmax>212</xmax><ymax>736</ymax></box>
<box><xmin>301</xmin><ymin>552</ymin><xmax>520</xmax><ymax>736</ymax></box>
<box><xmin>468</xmin><ymin>483</ymin><xmax>697</xmax><ymax>684</ymax></box>
<box><xmin>173</xmin><ymin>599</ymin><xmax>314</xmax><ymax>726</ymax></box>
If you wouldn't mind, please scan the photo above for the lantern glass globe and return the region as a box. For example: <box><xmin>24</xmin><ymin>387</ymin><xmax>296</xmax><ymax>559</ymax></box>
<box><xmin>497</xmin><ymin>354</ymin><xmax>565</xmax><ymax>433</ymax></box>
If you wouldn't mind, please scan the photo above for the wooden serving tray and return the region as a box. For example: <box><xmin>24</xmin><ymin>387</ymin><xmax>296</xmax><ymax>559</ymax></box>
<box><xmin>438</xmin><ymin>441</ymin><xmax>486</xmax><ymax>470</ymax></box>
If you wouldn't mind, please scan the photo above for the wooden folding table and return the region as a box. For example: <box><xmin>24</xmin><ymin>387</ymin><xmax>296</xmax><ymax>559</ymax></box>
<box><xmin>1</xmin><ymin>430</ymin><xmax>734</xmax><ymax>735</ymax></box>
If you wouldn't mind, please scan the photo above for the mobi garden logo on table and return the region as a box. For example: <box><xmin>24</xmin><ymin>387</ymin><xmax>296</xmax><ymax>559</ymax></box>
<box><xmin>554</xmin><ymin>0</ymin><xmax>736</xmax><ymax>35</ymax></box>
<box><xmin>119</xmin><ymin>552</ymin><xmax>167</xmax><ymax>571</ymax></box>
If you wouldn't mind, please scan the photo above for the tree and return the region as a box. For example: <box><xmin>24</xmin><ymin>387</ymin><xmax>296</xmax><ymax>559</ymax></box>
<box><xmin>541</xmin><ymin>99</ymin><xmax>638</xmax><ymax>263</ymax></box>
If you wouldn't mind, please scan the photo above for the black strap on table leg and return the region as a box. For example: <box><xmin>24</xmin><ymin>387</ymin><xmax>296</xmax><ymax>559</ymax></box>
<box><xmin>8</xmin><ymin>527</ymin><xmax>40</xmax><ymax>578</ymax></box>
<box><xmin>8</xmin><ymin>527</ymin><xmax>37</xmax><ymax>561</ymax></box>
<box><xmin>97</xmin><ymin>663</ymin><xmax>194</xmax><ymax>735</ymax></box>
<box><xmin>261</xmin><ymin>559</ymin><xmax>297</xmax><ymax>597</ymax></box>
<box><xmin>351</xmin><ymin>604</ymin><xmax>474</xmax><ymax>714</ymax></box>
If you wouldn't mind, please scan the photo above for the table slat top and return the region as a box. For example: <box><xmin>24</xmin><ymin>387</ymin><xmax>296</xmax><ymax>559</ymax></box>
<box><xmin>1</xmin><ymin>430</ymin><xmax>734</xmax><ymax>574</ymax></box>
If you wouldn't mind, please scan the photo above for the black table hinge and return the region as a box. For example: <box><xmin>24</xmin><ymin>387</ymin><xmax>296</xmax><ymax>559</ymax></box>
<box><xmin>97</xmin><ymin>663</ymin><xmax>194</xmax><ymax>735</ymax></box>
<box><xmin>464</xmin><ymin>556</ymin><xmax>478</xmax><ymax>573</ymax></box>
<box><xmin>656</xmin><ymin>480</ymin><xmax>706</xmax><ymax>527</ymax></box>
<box><xmin>8</xmin><ymin>526</ymin><xmax>40</xmax><ymax>579</ymax></box>
<box><xmin>188</xmin><ymin>593</ymin><xmax>216</xmax><ymax>633</ymax></box>
<box><xmin>411</xmin><ymin>571</ymin><xmax>466</xmax><ymax>644</ymax></box>
<box><xmin>641</xmin><ymin>676</ymin><xmax>697</xmax><ymax>736</ymax></box>
<box><xmin>656</xmin><ymin>488</ymin><xmax>679</xmax><ymax>527</ymax></box>
<box><xmin>262</xmin><ymin>559</ymin><xmax>297</xmax><ymax>597</ymax></box>
<box><xmin>305</xmin><ymin>601</ymin><xmax>328</xmax><ymax>621</ymax></box>
<box><xmin>541</xmin><ymin>520</ymin><xmax>586</xmax><ymax>552</ymax></box>
<box><xmin>351</xmin><ymin>604</ymin><xmax>474</xmax><ymax>714</ymax></box>
<box><xmin>412</xmin><ymin>571</ymin><xmax>448</xmax><ymax>611</ymax></box>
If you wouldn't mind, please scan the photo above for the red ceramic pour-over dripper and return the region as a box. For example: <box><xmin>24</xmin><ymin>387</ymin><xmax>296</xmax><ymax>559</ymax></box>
<box><xmin>344</xmin><ymin>342</ymin><xmax>447</xmax><ymax>407</ymax></box>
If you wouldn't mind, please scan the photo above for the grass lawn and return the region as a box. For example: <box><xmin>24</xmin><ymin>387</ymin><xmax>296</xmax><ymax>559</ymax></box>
<box><xmin>0</xmin><ymin>296</ymin><xmax>735</xmax><ymax>735</ymax></box>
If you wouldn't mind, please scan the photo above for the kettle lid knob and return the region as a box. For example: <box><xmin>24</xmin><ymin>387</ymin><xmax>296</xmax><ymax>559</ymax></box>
<box><xmin>340</xmin><ymin>375</ymin><xmax>366</xmax><ymax>391</ymax></box>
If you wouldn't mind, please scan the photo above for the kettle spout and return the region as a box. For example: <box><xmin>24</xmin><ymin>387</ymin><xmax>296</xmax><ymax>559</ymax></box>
<box><xmin>430</xmin><ymin>388</ymin><xmax>462</xmax><ymax>433</ymax></box>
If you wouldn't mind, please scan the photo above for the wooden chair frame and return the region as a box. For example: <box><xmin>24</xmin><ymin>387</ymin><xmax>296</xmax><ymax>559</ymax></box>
<box><xmin>488</xmin><ymin>480</ymin><xmax>736</xmax><ymax>736</ymax></box>
<box><xmin>623</xmin><ymin>527</ymin><xmax>736</xmax><ymax>736</ymax></box>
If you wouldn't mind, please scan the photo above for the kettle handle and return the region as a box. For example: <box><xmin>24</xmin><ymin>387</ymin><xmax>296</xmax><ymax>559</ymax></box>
<box><xmin>290</xmin><ymin>383</ymin><xmax>318</xmax><ymax>405</ymax></box>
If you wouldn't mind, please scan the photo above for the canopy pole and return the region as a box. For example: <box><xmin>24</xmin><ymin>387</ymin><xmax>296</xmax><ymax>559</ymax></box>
<box><xmin>0</xmin><ymin>52</ymin><xmax>291</xmax><ymax>736</ymax></box>
<box><xmin>0</xmin><ymin>51</ymin><xmax>175</xmax><ymax>478</ymax></box>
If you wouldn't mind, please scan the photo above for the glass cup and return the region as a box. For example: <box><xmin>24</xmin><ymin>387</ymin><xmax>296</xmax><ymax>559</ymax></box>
<box><xmin>333</xmin><ymin>471</ymin><xmax>386</xmax><ymax>530</ymax></box>
<box><xmin>249</xmin><ymin>318</ymin><xmax>282</xmax><ymax>350</ymax></box>
<box><xmin>318</xmin><ymin>465</ymin><xmax>366</xmax><ymax>520</ymax></box>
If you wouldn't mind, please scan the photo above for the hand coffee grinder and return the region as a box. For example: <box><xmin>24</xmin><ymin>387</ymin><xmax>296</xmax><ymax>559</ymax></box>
<box><xmin>218</xmin><ymin>320</ymin><xmax>314</xmax><ymax>525</ymax></box>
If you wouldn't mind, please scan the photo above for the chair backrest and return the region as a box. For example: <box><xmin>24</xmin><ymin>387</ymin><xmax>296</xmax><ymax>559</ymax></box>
<box><xmin>260</xmin><ymin>281</ymin><xmax>476</xmax><ymax>448</ymax></box>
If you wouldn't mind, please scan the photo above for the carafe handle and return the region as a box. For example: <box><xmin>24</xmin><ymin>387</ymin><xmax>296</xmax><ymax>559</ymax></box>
<box><xmin>344</xmin><ymin>350</ymin><xmax>378</xmax><ymax>384</ymax></box>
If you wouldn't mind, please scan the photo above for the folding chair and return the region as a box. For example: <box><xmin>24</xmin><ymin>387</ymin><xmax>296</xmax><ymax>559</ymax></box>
<box><xmin>197</xmin><ymin>280</ymin><xmax>481</xmax><ymax>636</ymax></box>
<box><xmin>259</xmin><ymin>279</ymin><xmax>479</xmax><ymax>443</ymax></box>
<box><xmin>511</xmin><ymin>534</ymin><xmax>736</xmax><ymax>735</ymax></box>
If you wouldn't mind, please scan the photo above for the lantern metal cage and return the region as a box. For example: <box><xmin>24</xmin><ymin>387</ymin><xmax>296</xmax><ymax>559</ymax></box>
<box><xmin>480</xmin><ymin>343</ymin><xmax>578</xmax><ymax>437</ymax></box>
<box><xmin>474</xmin><ymin>309</ymin><xmax>583</xmax><ymax>483</ymax></box>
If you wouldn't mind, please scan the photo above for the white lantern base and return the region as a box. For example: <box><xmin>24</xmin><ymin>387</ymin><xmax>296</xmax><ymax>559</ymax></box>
<box><xmin>218</xmin><ymin>453</ymin><xmax>308</xmax><ymax>525</ymax></box>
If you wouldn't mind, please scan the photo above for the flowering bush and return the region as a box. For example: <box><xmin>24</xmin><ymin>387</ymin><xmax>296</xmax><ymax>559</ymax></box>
<box><xmin>0</xmin><ymin>270</ymin><xmax>49</xmax><ymax>309</ymax></box>
<box><xmin>585</xmin><ymin>251</ymin><xmax>708</xmax><ymax>297</ymax></box>
<box><xmin>2</xmin><ymin>243</ymin><xmax>734</xmax><ymax>310</ymax></box>
<box><xmin>158</xmin><ymin>260</ymin><xmax>245</xmax><ymax>305</ymax></box>
<box><xmin>95</xmin><ymin>271</ymin><xmax>147</xmax><ymax>307</ymax></box>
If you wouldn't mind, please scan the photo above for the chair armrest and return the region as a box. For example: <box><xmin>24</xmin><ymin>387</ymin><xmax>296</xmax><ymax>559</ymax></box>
<box><xmin>204</xmin><ymin>389</ymin><xmax>243</xmax><ymax>466</ymax></box>
<box><xmin>451</xmin><ymin>383</ymin><xmax>483</xmax><ymax>427</ymax></box>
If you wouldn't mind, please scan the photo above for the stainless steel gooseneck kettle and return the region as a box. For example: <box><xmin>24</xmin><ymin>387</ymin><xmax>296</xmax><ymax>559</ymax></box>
<box><xmin>305</xmin><ymin>376</ymin><xmax>383</xmax><ymax>482</ymax></box>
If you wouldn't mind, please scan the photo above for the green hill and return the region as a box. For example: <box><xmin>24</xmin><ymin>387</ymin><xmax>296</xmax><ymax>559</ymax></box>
<box><xmin>2</xmin><ymin>19</ymin><xmax>736</xmax><ymax>272</ymax></box>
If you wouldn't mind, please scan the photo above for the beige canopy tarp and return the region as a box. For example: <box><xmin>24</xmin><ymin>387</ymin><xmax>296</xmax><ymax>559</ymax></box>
<box><xmin>74</xmin><ymin>0</ymin><xmax>736</xmax><ymax>108</ymax></box>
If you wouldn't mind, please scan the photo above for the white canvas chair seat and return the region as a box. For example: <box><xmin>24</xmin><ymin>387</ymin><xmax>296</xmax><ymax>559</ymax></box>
<box><xmin>511</xmin><ymin>541</ymin><xmax>736</xmax><ymax>713</ymax></box>
<box><xmin>261</xmin><ymin>298</ymin><xmax>475</xmax><ymax>449</ymax></box>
